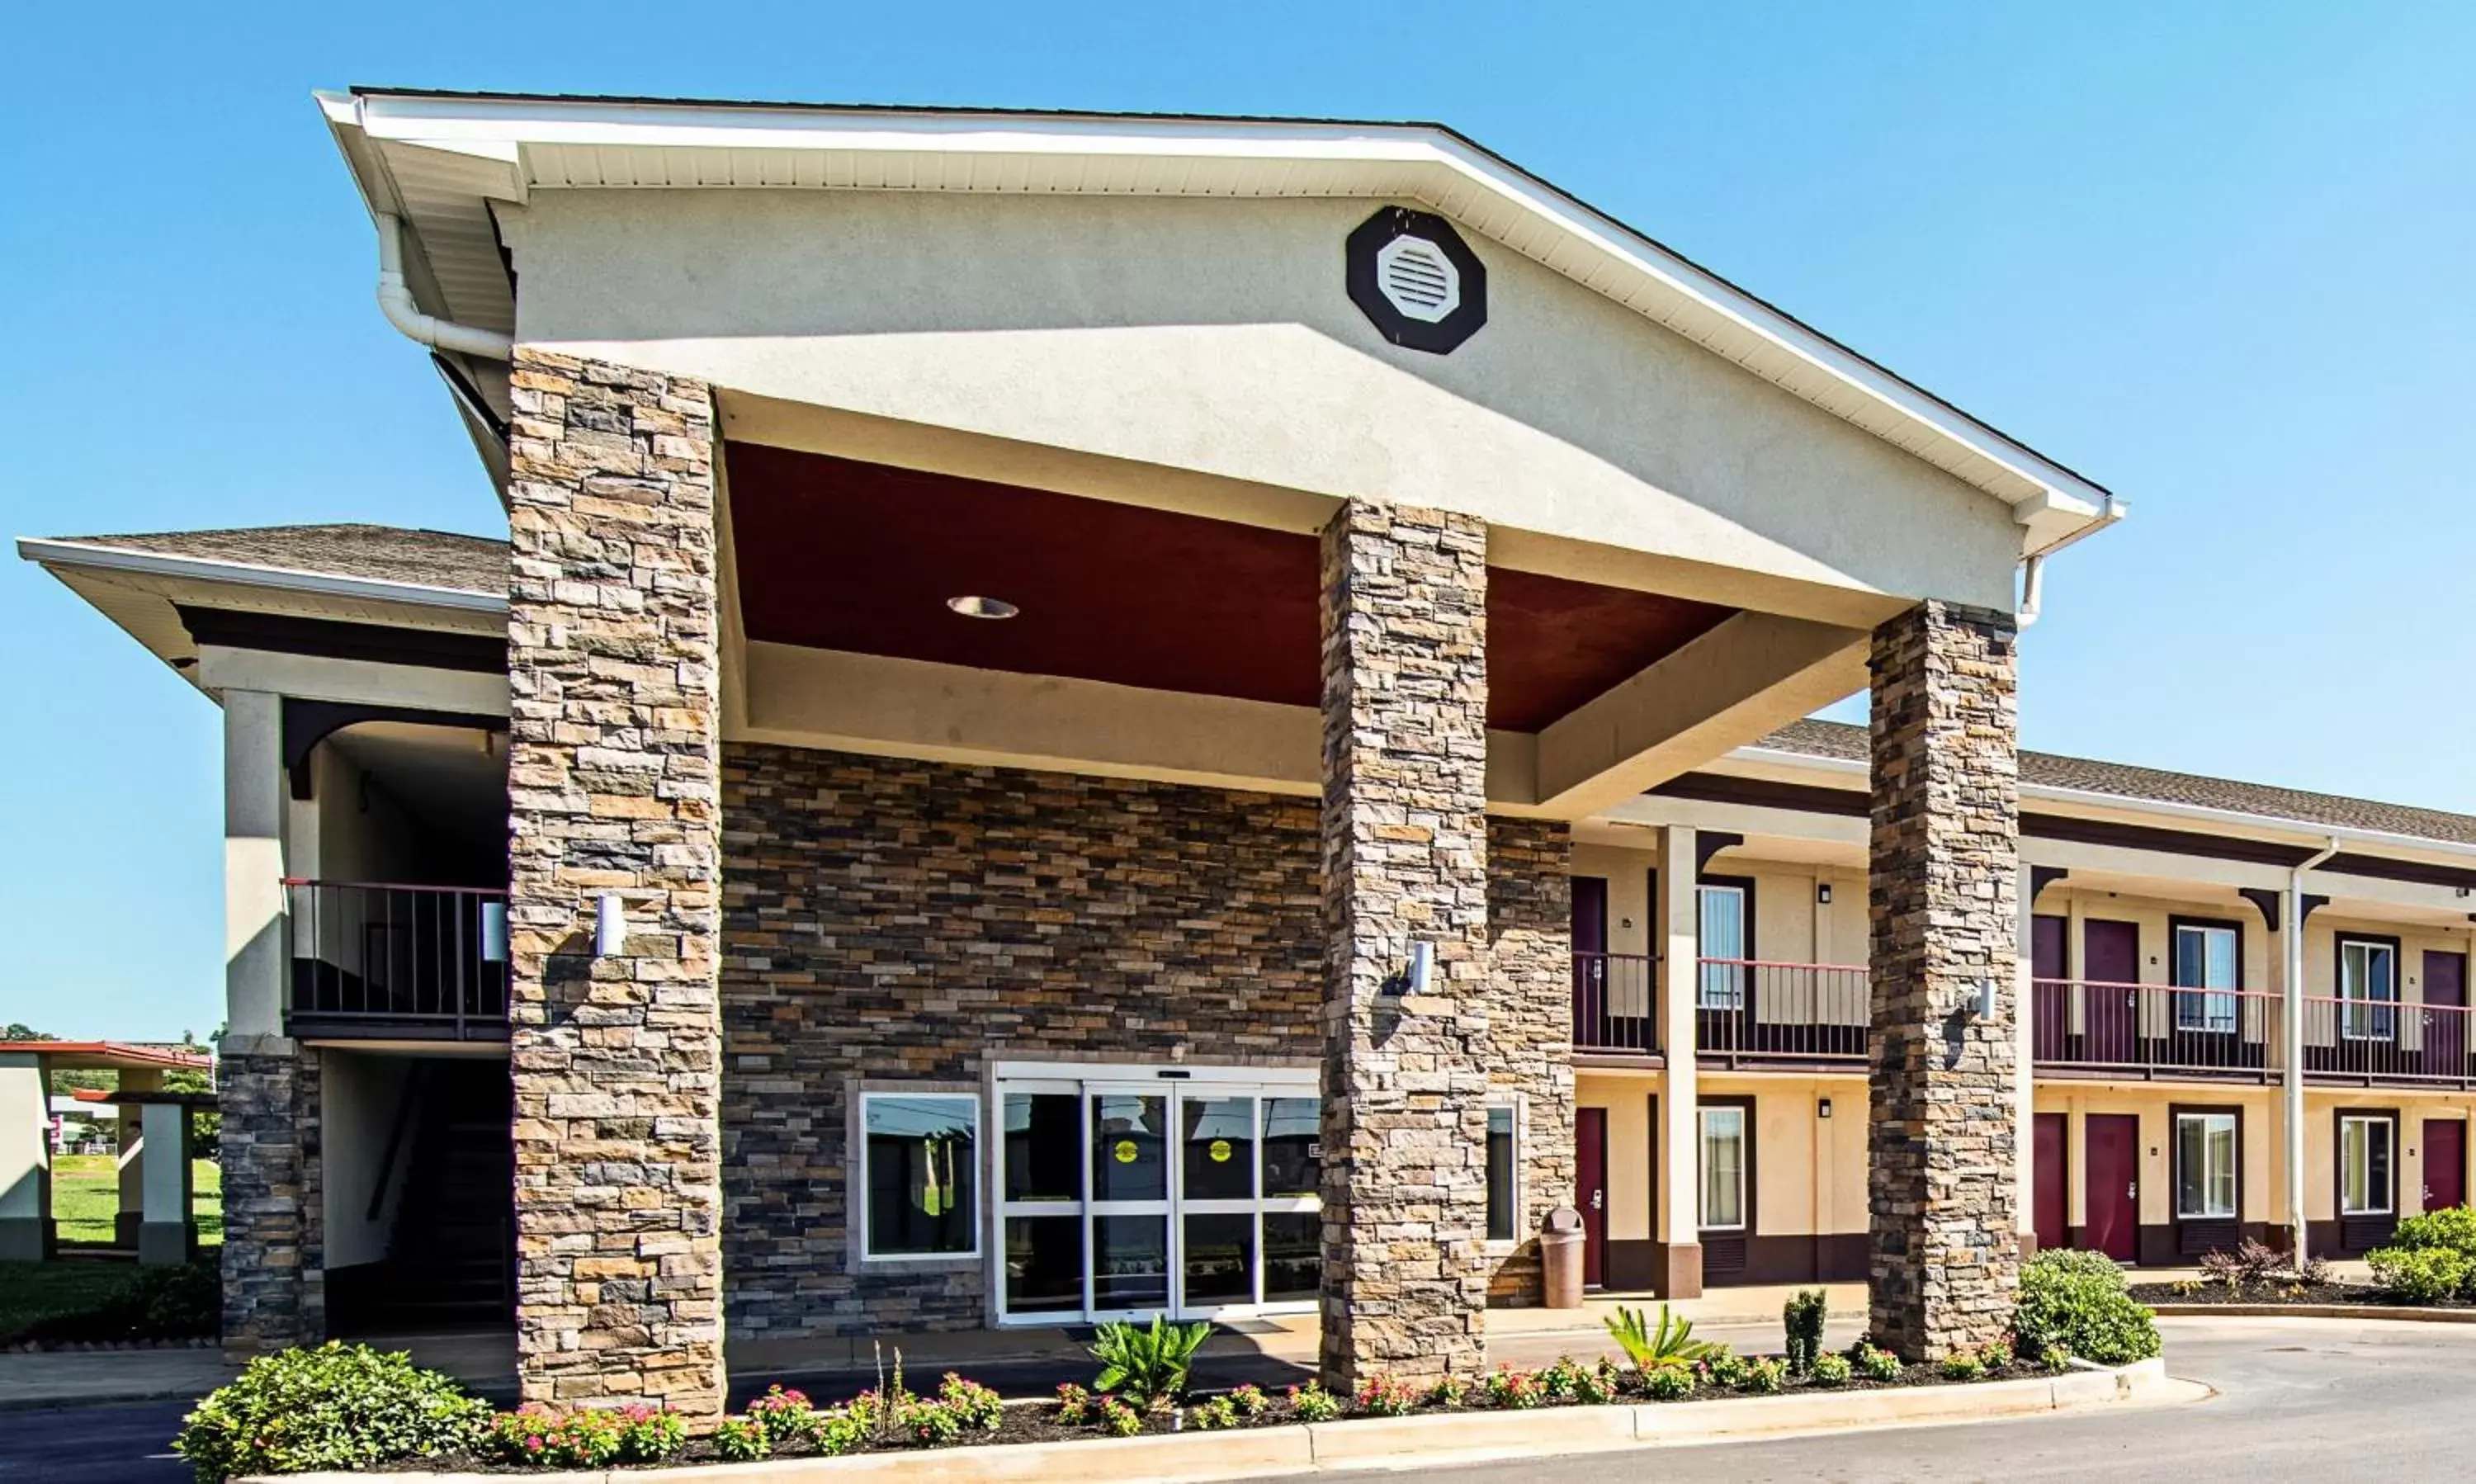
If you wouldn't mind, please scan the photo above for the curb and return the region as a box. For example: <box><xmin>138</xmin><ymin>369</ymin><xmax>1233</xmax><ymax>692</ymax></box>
<box><xmin>242</xmin><ymin>1359</ymin><xmax>2189</xmax><ymax>1483</ymax></box>
<box><xmin>2152</xmin><ymin>1302</ymin><xmax>2476</xmax><ymax>1323</ymax></box>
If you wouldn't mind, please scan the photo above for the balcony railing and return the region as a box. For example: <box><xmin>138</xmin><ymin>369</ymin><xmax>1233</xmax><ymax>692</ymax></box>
<box><xmin>1694</xmin><ymin>959</ymin><xmax>1868</xmax><ymax>1067</ymax></box>
<box><xmin>2301</xmin><ymin>991</ymin><xmax>2476</xmax><ymax>1088</ymax></box>
<box><xmin>1572</xmin><ymin>952</ymin><xmax>1660</xmax><ymax>1056</ymax></box>
<box><xmin>285</xmin><ymin>880</ymin><xmax>511</xmax><ymax>1041</ymax></box>
<box><xmin>2030</xmin><ymin>980</ymin><xmax>2278</xmax><ymax>1080</ymax></box>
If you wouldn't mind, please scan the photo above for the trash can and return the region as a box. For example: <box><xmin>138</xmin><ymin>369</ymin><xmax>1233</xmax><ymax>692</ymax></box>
<box><xmin>1538</xmin><ymin>1206</ymin><xmax>1586</xmax><ymax>1309</ymax></box>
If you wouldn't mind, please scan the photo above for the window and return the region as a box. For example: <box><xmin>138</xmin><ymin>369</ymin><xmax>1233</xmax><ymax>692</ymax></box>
<box><xmin>1699</xmin><ymin>1105</ymin><xmax>1747</xmax><ymax>1231</ymax></box>
<box><xmin>2341</xmin><ymin>939</ymin><xmax>2398</xmax><ymax>1041</ymax></box>
<box><xmin>2341</xmin><ymin>1114</ymin><xmax>2394</xmax><ymax>1217</ymax></box>
<box><xmin>1697</xmin><ymin>884</ymin><xmax>1748</xmax><ymax>1009</ymax></box>
<box><xmin>2172</xmin><ymin>923</ymin><xmax>2239</xmax><ymax>1033</ymax></box>
<box><xmin>1485</xmin><ymin>1104</ymin><xmax>1518</xmax><ymax>1242</ymax></box>
<box><xmin>861</xmin><ymin>1092</ymin><xmax>979</xmax><ymax>1260</ymax></box>
<box><xmin>2173</xmin><ymin>1112</ymin><xmax>2237</xmax><ymax>1220</ymax></box>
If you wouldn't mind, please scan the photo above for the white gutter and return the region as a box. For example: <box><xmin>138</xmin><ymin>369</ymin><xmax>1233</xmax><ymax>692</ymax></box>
<box><xmin>374</xmin><ymin>212</ymin><xmax>513</xmax><ymax>362</ymax></box>
<box><xmin>15</xmin><ymin>537</ymin><xmax>509</xmax><ymax>616</ymax></box>
<box><xmin>2015</xmin><ymin>495</ymin><xmax>2126</xmax><ymax>629</ymax></box>
<box><xmin>2285</xmin><ymin>837</ymin><xmax>2342</xmax><ymax>1264</ymax></box>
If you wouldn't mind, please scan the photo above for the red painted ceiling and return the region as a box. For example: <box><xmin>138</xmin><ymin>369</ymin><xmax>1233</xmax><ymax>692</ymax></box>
<box><xmin>725</xmin><ymin>442</ymin><xmax>1734</xmax><ymax>733</ymax></box>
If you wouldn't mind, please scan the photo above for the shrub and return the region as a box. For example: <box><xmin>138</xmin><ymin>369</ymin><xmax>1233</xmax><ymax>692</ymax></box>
<box><xmin>1053</xmin><ymin>1382</ymin><xmax>1094</xmax><ymax>1425</ymax></box>
<box><xmin>2297</xmin><ymin>1253</ymin><xmax>2333</xmax><ymax>1285</ymax></box>
<box><xmin>2200</xmin><ymin>1236</ymin><xmax>2299</xmax><ymax>1289</ymax></box>
<box><xmin>1484</xmin><ymin>1366</ymin><xmax>1545</xmax><ymax>1409</ymax></box>
<box><xmin>1701</xmin><ymin>1353</ymin><xmax>1749</xmax><ymax>1390</ymax></box>
<box><xmin>1354</xmin><ymin>1373</ymin><xmax>1420</xmax><ymax>1416</ymax></box>
<box><xmin>2389</xmin><ymin>1206</ymin><xmax>2476</xmax><ymax>1256</ymax></box>
<box><xmin>712</xmin><ymin>1415</ymin><xmax>769</xmax><ymax>1462</ymax></box>
<box><xmin>1784</xmin><ymin>1288</ymin><xmax>1828</xmax><ymax>1373</ymax></box>
<box><xmin>1736</xmin><ymin>1357</ymin><xmax>1787</xmax><ymax>1394</ymax></box>
<box><xmin>1090</xmin><ymin>1315</ymin><xmax>1210</xmax><ymax>1410</ymax></box>
<box><xmin>484</xmin><ymin>1406</ymin><xmax>623</xmax><ymax>1468</ymax></box>
<box><xmin>1978</xmin><ymin>1339</ymin><xmax>2013</xmax><ymax>1371</ymax></box>
<box><xmin>173</xmin><ymin>1342</ymin><xmax>489</xmax><ymax>1483</ymax></box>
<box><xmin>1099</xmin><ymin>1397</ymin><xmax>1145</xmax><ymax>1436</ymax></box>
<box><xmin>810</xmin><ymin>1409</ymin><xmax>868</xmax><ymax>1457</ymax></box>
<box><xmin>2012</xmin><ymin>1249</ymin><xmax>2162</xmax><ymax>1364</ymax></box>
<box><xmin>2370</xmin><ymin>1246</ymin><xmax>2470</xmax><ymax>1305</ymax></box>
<box><xmin>1425</xmin><ymin>1374</ymin><xmax>1469</xmax><ymax>1409</ymax></box>
<box><xmin>1852</xmin><ymin>1344</ymin><xmax>1903</xmax><ymax>1382</ymax></box>
<box><xmin>896</xmin><ymin>1399</ymin><xmax>963</xmax><ymax>1447</ymax></box>
<box><xmin>1287</xmin><ymin>1382</ymin><xmax>1340</xmax><ymax>1423</ymax></box>
<box><xmin>745</xmin><ymin>1384</ymin><xmax>817</xmax><ymax>1443</ymax></box>
<box><xmin>1642</xmin><ymin>1364</ymin><xmax>1697</xmax><ymax>1401</ymax></box>
<box><xmin>1188</xmin><ymin>1396</ymin><xmax>1240</xmax><ymax>1430</ymax></box>
<box><xmin>1808</xmin><ymin>1351</ymin><xmax>1852</xmax><ymax>1387</ymax></box>
<box><xmin>1605</xmin><ymin>1302</ymin><xmax>1721</xmax><ymax>1372</ymax></box>
<box><xmin>1228</xmin><ymin>1382</ymin><xmax>1271</xmax><ymax>1419</ymax></box>
<box><xmin>1939</xmin><ymin>1351</ymin><xmax>1985</xmax><ymax>1382</ymax></box>
<box><xmin>937</xmin><ymin>1374</ymin><xmax>1003</xmax><ymax>1433</ymax></box>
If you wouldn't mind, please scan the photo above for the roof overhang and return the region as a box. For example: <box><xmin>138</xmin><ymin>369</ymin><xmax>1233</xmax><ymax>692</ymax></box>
<box><xmin>319</xmin><ymin>87</ymin><xmax>2119</xmax><ymax>559</ymax></box>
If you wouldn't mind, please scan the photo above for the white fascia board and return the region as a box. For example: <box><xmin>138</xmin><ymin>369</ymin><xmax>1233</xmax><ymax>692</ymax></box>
<box><xmin>334</xmin><ymin>91</ymin><xmax>2112</xmax><ymax>523</ymax></box>
<box><xmin>15</xmin><ymin>537</ymin><xmax>508</xmax><ymax>617</ymax></box>
<box><xmin>1725</xmin><ymin>742</ymin><xmax>2476</xmax><ymax>870</ymax></box>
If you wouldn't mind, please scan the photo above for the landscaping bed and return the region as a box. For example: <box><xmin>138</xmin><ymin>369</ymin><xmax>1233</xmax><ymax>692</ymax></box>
<box><xmin>2130</xmin><ymin>1278</ymin><xmax>2444</xmax><ymax>1308</ymax></box>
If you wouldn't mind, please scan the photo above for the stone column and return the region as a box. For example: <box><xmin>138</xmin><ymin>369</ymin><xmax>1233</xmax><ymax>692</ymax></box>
<box><xmin>1483</xmin><ymin>817</ymin><xmax>1576</xmax><ymax>1304</ymax></box>
<box><xmin>0</xmin><ymin>1052</ymin><xmax>50</xmax><ymax>1262</ymax></box>
<box><xmin>1656</xmin><ymin>827</ymin><xmax>1703</xmax><ymax>1297</ymax></box>
<box><xmin>1317</xmin><ymin>498</ymin><xmax>1491</xmax><ymax>1389</ymax></box>
<box><xmin>1867</xmin><ymin>599</ymin><xmax>2021</xmax><ymax>1360</ymax></box>
<box><xmin>220</xmin><ymin>1051</ymin><xmax>318</xmax><ymax>1350</ymax></box>
<box><xmin>506</xmin><ymin>349</ymin><xmax>725</xmax><ymax>1414</ymax></box>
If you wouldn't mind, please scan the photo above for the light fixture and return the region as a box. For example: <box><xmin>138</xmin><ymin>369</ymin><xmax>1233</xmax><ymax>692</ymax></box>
<box><xmin>594</xmin><ymin>893</ymin><xmax>628</xmax><ymax>957</ymax></box>
<box><xmin>480</xmin><ymin>901</ymin><xmax>509</xmax><ymax>965</ymax></box>
<box><xmin>1401</xmin><ymin>939</ymin><xmax>1435</xmax><ymax>995</ymax></box>
<box><xmin>1817</xmin><ymin>882</ymin><xmax>1833</xmax><ymax>905</ymax></box>
<box><xmin>946</xmin><ymin>595</ymin><xmax>1020</xmax><ymax>620</ymax></box>
<box><xmin>1973</xmin><ymin>979</ymin><xmax>1998</xmax><ymax>1018</ymax></box>
<box><xmin>1818</xmin><ymin>1098</ymin><xmax>1833</xmax><ymax>1119</ymax></box>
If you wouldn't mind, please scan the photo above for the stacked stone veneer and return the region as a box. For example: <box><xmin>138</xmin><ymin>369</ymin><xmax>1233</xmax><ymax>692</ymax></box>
<box><xmin>220</xmin><ymin>1045</ymin><xmax>323</xmax><ymax>1352</ymax></box>
<box><xmin>1316</xmin><ymin>499</ymin><xmax>1493</xmax><ymax>1388</ymax></box>
<box><xmin>504</xmin><ymin>350</ymin><xmax>725</xmax><ymax>1412</ymax></box>
<box><xmin>1867</xmin><ymin>599</ymin><xmax>2021</xmax><ymax>1360</ymax></box>
<box><xmin>1482</xmin><ymin>818</ymin><xmax>1575</xmax><ymax>1304</ymax></box>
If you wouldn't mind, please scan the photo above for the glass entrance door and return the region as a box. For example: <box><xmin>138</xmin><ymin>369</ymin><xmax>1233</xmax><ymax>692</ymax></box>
<box><xmin>995</xmin><ymin>1067</ymin><xmax>1320</xmax><ymax>1324</ymax></box>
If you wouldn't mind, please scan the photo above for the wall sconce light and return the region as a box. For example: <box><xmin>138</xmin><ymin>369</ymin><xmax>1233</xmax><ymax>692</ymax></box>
<box><xmin>594</xmin><ymin>893</ymin><xmax>628</xmax><ymax>957</ymax></box>
<box><xmin>1973</xmin><ymin>979</ymin><xmax>1998</xmax><ymax>1018</ymax></box>
<box><xmin>1404</xmin><ymin>939</ymin><xmax>1435</xmax><ymax>995</ymax></box>
<box><xmin>480</xmin><ymin>901</ymin><xmax>509</xmax><ymax>965</ymax></box>
<box><xmin>1818</xmin><ymin>1098</ymin><xmax>1833</xmax><ymax>1119</ymax></box>
<box><xmin>1817</xmin><ymin>883</ymin><xmax>1833</xmax><ymax>905</ymax></box>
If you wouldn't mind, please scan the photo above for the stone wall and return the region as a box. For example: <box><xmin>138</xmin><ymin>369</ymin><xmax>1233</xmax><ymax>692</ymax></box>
<box><xmin>1866</xmin><ymin>598</ymin><xmax>2021</xmax><ymax>1360</ymax></box>
<box><xmin>219</xmin><ymin>1042</ymin><xmax>322</xmax><ymax>1352</ymax></box>
<box><xmin>1316</xmin><ymin>499</ymin><xmax>1493</xmax><ymax>1387</ymax></box>
<box><xmin>1483</xmin><ymin>817</ymin><xmax>1575</xmax><ymax>1303</ymax></box>
<box><xmin>718</xmin><ymin>744</ymin><xmax>1325</xmax><ymax>1335</ymax></box>
<box><xmin>503</xmin><ymin>350</ymin><xmax>725</xmax><ymax>1411</ymax></box>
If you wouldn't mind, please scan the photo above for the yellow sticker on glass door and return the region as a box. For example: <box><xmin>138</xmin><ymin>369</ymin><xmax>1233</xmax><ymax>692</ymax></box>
<box><xmin>1113</xmin><ymin>1139</ymin><xmax>1139</xmax><ymax>1164</ymax></box>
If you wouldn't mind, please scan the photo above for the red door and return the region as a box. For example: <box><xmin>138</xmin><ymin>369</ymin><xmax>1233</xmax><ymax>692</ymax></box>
<box><xmin>2425</xmin><ymin>952</ymin><xmax>2467</xmax><ymax>1080</ymax></box>
<box><xmin>2030</xmin><ymin>916</ymin><xmax>2068</xmax><ymax>1061</ymax></box>
<box><xmin>2426</xmin><ymin>1120</ymin><xmax>2466</xmax><ymax>1212</ymax></box>
<box><xmin>2034</xmin><ymin>1113</ymin><xmax>2068</xmax><ymax>1255</ymax></box>
<box><xmin>1576</xmin><ymin>1107</ymin><xmax>1608</xmax><ymax>1288</ymax></box>
<box><xmin>2083</xmin><ymin>921</ymin><xmax>2142</xmax><ymax>1065</ymax></box>
<box><xmin>1571</xmin><ymin>877</ymin><xmax>1609</xmax><ymax>1047</ymax></box>
<box><xmin>2084</xmin><ymin>1113</ymin><xmax>2141</xmax><ymax>1261</ymax></box>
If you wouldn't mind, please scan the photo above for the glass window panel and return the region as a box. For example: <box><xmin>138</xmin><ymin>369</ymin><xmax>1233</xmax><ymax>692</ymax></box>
<box><xmin>2343</xmin><ymin>1118</ymin><xmax>2393</xmax><ymax>1215</ymax></box>
<box><xmin>1182</xmin><ymin>1212</ymin><xmax>1256</xmax><ymax>1306</ymax></box>
<box><xmin>2174</xmin><ymin>926</ymin><xmax>2240</xmax><ymax>1032</ymax></box>
<box><xmin>1182</xmin><ymin>1096</ymin><xmax>1255</xmax><ymax>1202</ymax></box>
<box><xmin>2175</xmin><ymin>1113</ymin><xmax>2237</xmax><ymax>1218</ymax></box>
<box><xmin>1485</xmin><ymin>1106</ymin><xmax>1516</xmax><ymax>1241</ymax></box>
<box><xmin>863</xmin><ymin>1094</ymin><xmax>978</xmax><ymax>1257</ymax></box>
<box><xmin>1093</xmin><ymin>1214</ymin><xmax>1169</xmax><ymax>1311</ymax></box>
<box><xmin>1002</xmin><ymin>1216</ymin><xmax>1084</xmax><ymax>1313</ymax></box>
<box><xmin>1260</xmin><ymin>1212</ymin><xmax>1321</xmax><ymax>1304</ymax></box>
<box><xmin>1004</xmin><ymin>1093</ymin><xmax>1081</xmax><ymax>1203</ymax></box>
<box><xmin>1699</xmin><ymin>1107</ymin><xmax>1746</xmax><ymax>1230</ymax></box>
<box><xmin>2344</xmin><ymin>943</ymin><xmax>2399</xmax><ymax>1039</ymax></box>
<box><xmin>1698</xmin><ymin>887</ymin><xmax>1746</xmax><ymax>1009</ymax></box>
<box><xmin>1089</xmin><ymin>1094</ymin><xmax>1168</xmax><ymax>1202</ymax></box>
<box><xmin>1261</xmin><ymin>1098</ymin><xmax>1321</xmax><ymax>1199</ymax></box>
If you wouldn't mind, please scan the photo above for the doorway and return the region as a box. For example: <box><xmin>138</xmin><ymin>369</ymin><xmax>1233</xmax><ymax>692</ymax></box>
<box><xmin>2426</xmin><ymin>1120</ymin><xmax>2466</xmax><ymax>1213</ymax></box>
<box><xmin>2425</xmin><ymin>952</ymin><xmax>2467</xmax><ymax>1080</ymax></box>
<box><xmin>2033</xmin><ymin>1112</ymin><xmax>2067</xmax><ymax>1255</ymax></box>
<box><xmin>2083</xmin><ymin>921</ymin><xmax>2141</xmax><ymax>1064</ymax></box>
<box><xmin>2084</xmin><ymin>1113</ymin><xmax>2140</xmax><ymax>1261</ymax></box>
<box><xmin>995</xmin><ymin>1065</ymin><xmax>1320</xmax><ymax>1324</ymax></box>
<box><xmin>1576</xmin><ymin>1108</ymin><xmax>1608</xmax><ymax>1288</ymax></box>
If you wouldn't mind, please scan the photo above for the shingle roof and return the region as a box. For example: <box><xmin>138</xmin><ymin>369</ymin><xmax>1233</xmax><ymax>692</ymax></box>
<box><xmin>54</xmin><ymin>523</ymin><xmax>506</xmax><ymax>597</ymax></box>
<box><xmin>1758</xmin><ymin>719</ymin><xmax>2476</xmax><ymax>849</ymax></box>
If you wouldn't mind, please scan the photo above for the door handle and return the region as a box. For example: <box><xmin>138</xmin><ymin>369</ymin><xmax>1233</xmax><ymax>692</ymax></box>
<box><xmin>2126</xmin><ymin>1183</ymin><xmax>2137</xmax><ymax>1200</ymax></box>
<box><xmin>1590</xmin><ymin>1189</ymin><xmax>1604</xmax><ymax>1211</ymax></box>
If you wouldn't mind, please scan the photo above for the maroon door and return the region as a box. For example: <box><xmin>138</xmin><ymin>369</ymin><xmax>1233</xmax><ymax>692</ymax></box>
<box><xmin>2030</xmin><ymin>916</ymin><xmax>2068</xmax><ymax>1061</ymax></box>
<box><xmin>1571</xmin><ymin>877</ymin><xmax>1609</xmax><ymax>1046</ymax></box>
<box><xmin>2034</xmin><ymin>1112</ymin><xmax>2068</xmax><ymax>1255</ymax></box>
<box><xmin>2082</xmin><ymin>921</ymin><xmax>2142</xmax><ymax>1065</ymax></box>
<box><xmin>2426</xmin><ymin>1120</ymin><xmax>2466</xmax><ymax>1212</ymax></box>
<box><xmin>2425</xmin><ymin>952</ymin><xmax>2467</xmax><ymax>1080</ymax></box>
<box><xmin>2084</xmin><ymin>1113</ymin><xmax>2141</xmax><ymax>1261</ymax></box>
<box><xmin>1576</xmin><ymin>1107</ymin><xmax>1609</xmax><ymax>1287</ymax></box>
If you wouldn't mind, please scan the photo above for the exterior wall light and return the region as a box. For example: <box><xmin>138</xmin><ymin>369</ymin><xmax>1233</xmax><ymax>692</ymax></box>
<box><xmin>1818</xmin><ymin>1097</ymin><xmax>1833</xmax><ymax>1118</ymax></box>
<box><xmin>1817</xmin><ymin>882</ymin><xmax>1833</xmax><ymax>905</ymax></box>
<box><xmin>1399</xmin><ymin>939</ymin><xmax>1435</xmax><ymax>996</ymax></box>
<box><xmin>594</xmin><ymin>893</ymin><xmax>628</xmax><ymax>957</ymax></box>
<box><xmin>946</xmin><ymin>595</ymin><xmax>1020</xmax><ymax>619</ymax></box>
<box><xmin>480</xmin><ymin>900</ymin><xmax>509</xmax><ymax>964</ymax></box>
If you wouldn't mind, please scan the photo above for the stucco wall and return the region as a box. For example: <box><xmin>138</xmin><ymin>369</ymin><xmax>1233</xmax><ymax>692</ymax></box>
<box><xmin>501</xmin><ymin>189</ymin><xmax>2021</xmax><ymax>615</ymax></box>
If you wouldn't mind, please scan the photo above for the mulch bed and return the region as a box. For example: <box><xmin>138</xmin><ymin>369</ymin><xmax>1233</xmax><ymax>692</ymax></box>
<box><xmin>375</xmin><ymin>1357</ymin><xmax>2063</xmax><ymax>1472</ymax></box>
<box><xmin>2129</xmin><ymin>1278</ymin><xmax>2460</xmax><ymax>1308</ymax></box>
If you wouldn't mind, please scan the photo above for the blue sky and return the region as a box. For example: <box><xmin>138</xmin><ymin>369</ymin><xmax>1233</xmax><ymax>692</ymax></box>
<box><xmin>3</xmin><ymin>2</ymin><xmax>2471</xmax><ymax>1040</ymax></box>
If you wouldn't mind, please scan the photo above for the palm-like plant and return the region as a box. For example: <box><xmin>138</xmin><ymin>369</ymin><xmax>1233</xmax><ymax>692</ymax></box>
<box><xmin>1604</xmin><ymin>1302</ymin><xmax>1722</xmax><ymax>1372</ymax></box>
<box><xmin>1089</xmin><ymin>1316</ymin><xmax>1212</xmax><ymax>1410</ymax></box>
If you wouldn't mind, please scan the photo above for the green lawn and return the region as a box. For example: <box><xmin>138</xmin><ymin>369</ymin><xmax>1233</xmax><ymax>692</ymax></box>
<box><xmin>50</xmin><ymin>1153</ymin><xmax>224</xmax><ymax>1245</ymax></box>
<box><xmin>0</xmin><ymin>1260</ymin><xmax>132</xmax><ymax>1341</ymax></box>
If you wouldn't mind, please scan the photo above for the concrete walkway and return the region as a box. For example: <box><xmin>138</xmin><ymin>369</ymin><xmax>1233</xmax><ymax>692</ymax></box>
<box><xmin>0</xmin><ymin>1283</ymin><xmax>1867</xmax><ymax>1411</ymax></box>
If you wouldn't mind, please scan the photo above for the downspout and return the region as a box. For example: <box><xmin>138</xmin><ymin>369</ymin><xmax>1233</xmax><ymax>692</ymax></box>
<box><xmin>2286</xmin><ymin>837</ymin><xmax>2342</xmax><ymax>1262</ymax></box>
<box><xmin>374</xmin><ymin>213</ymin><xmax>513</xmax><ymax>362</ymax></box>
<box><xmin>2016</xmin><ymin>496</ymin><xmax>2126</xmax><ymax>629</ymax></box>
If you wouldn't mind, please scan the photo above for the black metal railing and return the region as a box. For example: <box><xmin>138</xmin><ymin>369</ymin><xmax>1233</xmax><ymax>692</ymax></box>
<box><xmin>284</xmin><ymin>880</ymin><xmax>510</xmax><ymax>1040</ymax></box>
<box><xmin>1572</xmin><ymin>952</ymin><xmax>1661</xmax><ymax>1055</ymax></box>
<box><xmin>1694</xmin><ymin>959</ymin><xmax>1869</xmax><ymax>1066</ymax></box>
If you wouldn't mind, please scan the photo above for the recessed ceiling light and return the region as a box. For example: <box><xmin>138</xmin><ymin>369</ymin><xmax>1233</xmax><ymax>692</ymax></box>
<box><xmin>947</xmin><ymin>595</ymin><xmax>1020</xmax><ymax>620</ymax></box>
